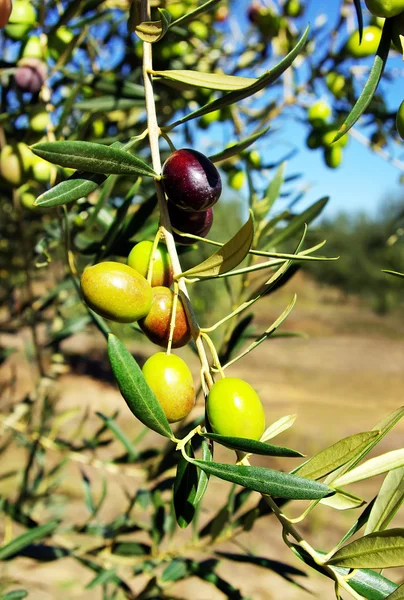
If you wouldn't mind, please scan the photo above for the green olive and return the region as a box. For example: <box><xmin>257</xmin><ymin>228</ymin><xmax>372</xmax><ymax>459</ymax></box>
<box><xmin>0</xmin><ymin>143</ymin><xmax>32</xmax><ymax>187</ymax></box>
<box><xmin>365</xmin><ymin>0</ymin><xmax>404</xmax><ymax>18</ymax></box>
<box><xmin>346</xmin><ymin>26</ymin><xmax>382</xmax><ymax>58</ymax></box>
<box><xmin>228</xmin><ymin>170</ymin><xmax>245</xmax><ymax>191</ymax></box>
<box><xmin>21</xmin><ymin>35</ymin><xmax>45</xmax><ymax>59</ymax></box>
<box><xmin>321</xmin><ymin>127</ymin><xmax>349</xmax><ymax>148</ymax></box>
<box><xmin>324</xmin><ymin>146</ymin><xmax>343</xmax><ymax>169</ymax></box>
<box><xmin>325</xmin><ymin>72</ymin><xmax>345</xmax><ymax>98</ymax></box>
<box><xmin>4</xmin><ymin>0</ymin><xmax>36</xmax><ymax>40</ymax></box>
<box><xmin>48</xmin><ymin>26</ymin><xmax>74</xmax><ymax>60</ymax></box>
<box><xmin>29</xmin><ymin>109</ymin><xmax>50</xmax><ymax>132</ymax></box>
<box><xmin>306</xmin><ymin>130</ymin><xmax>323</xmax><ymax>150</ymax></box>
<box><xmin>139</xmin><ymin>286</ymin><xmax>191</xmax><ymax>349</ymax></box>
<box><xmin>142</xmin><ymin>352</ymin><xmax>195</xmax><ymax>423</ymax></box>
<box><xmin>307</xmin><ymin>101</ymin><xmax>331</xmax><ymax>127</ymax></box>
<box><xmin>285</xmin><ymin>0</ymin><xmax>303</xmax><ymax>17</ymax></box>
<box><xmin>396</xmin><ymin>100</ymin><xmax>404</xmax><ymax>140</ymax></box>
<box><xmin>207</xmin><ymin>378</ymin><xmax>265</xmax><ymax>440</ymax></box>
<box><xmin>128</xmin><ymin>240</ymin><xmax>173</xmax><ymax>288</ymax></box>
<box><xmin>80</xmin><ymin>261</ymin><xmax>153</xmax><ymax>323</ymax></box>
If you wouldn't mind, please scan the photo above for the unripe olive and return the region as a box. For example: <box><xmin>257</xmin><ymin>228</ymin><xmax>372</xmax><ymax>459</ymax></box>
<box><xmin>228</xmin><ymin>170</ymin><xmax>245</xmax><ymax>191</ymax></box>
<box><xmin>325</xmin><ymin>72</ymin><xmax>345</xmax><ymax>98</ymax></box>
<box><xmin>127</xmin><ymin>240</ymin><xmax>173</xmax><ymax>288</ymax></box>
<box><xmin>322</xmin><ymin>127</ymin><xmax>349</xmax><ymax>148</ymax></box>
<box><xmin>365</xmin><ymin>0</ymin><xmax>404</xmax><ymax>18</ymax></box>
<box><xmin>396</xmin><ymin>100</ymin><xmax>404</xmax><ymax>140</ymax></box>
<box><xmin>48</xmin><ymin>26</ymin><xmax>74</xmax><ymax>60</ymax></box>
<box><xmin>308</xmin><ymin>101</ymin><xmax>331</xmax><ymax>127</ymax></box>
<box><xmin>0</xmin><ymin>0</ymin><xmax>12</xmax><ymax>28</ymax></box>
<box><xmin>21</xmin><ymin>36</ymin><xmax>45</xmax><ymax>59</ymax></box>
<box><xmin>285</xmin><ymin>0</ymin><xmax>303</xmax><ymax>17</ymax></box>
<box><xmin>80</xmin><ymin>261</ymin><xmax>153</xmax><ymax>323</ymax></box>
<box><xmin>0</xmin><ymin>143</ymin><xmax>32</xmax><ymax>187</ymax></box>
<box><xmin>30</xmin><ymin>109</ymin><xmax>50</xmax><ymax>133</ymax></box>
<box><xmin>162</xmin><ymin>148</ymin><xmax>222</xmax><ymax>212</ymax></box>
<box><xmin>15</xmin><ymin>58</ymin><xmax>47</xmax><ymax>93</ymax></box>
<box><xmin>189</xmin><ymin>20</ymin><xmax>209</xmax><ymax>40</ymax></box>
<box><xmin>207</xmin><ymin>377</ymin><xmax>265</xmax><ymax>440</ymax></box>
<box><xmin>198</xmin><ymin>109</ymin><xmax>221</xmax><ymax>129</ymax></box>
<box><xmin>4</xmin><ymin>0</ymin><xmax>36</xmax><ymax>39</ymax></box>
<box><xmin>247</xmin><ymin>150</ymin><xmax>261</xmax><ymax>168</ymax></box>
<box><xmin>324</xmin><ymin>146</ymin><xmax>343</xmax><ymax>169</ymax></box>
<box><xmin>168</xmin><ymin>203</ymin><xmax>213</xmax><ymax>245</ymax></box>
<box><xmin>139</xmin><ymin>286</ymin><xmax>192</xmax><ymax>349</ymax></box>
<box><xmin>306</xmin><ymin>130</ymin><xmax>322</xmax><ymax>150</ymax></box>
<box><xmin>346</xmin><ymin>26</ymin><xmax>382</xmax><ymax>58</ymax></box>
<box><xmin>31</xmin><ymin>155</ymin><xmax>54</xmax><ymax>184</ymax></box>
<box><xmin>20</xmin><ymin>190</ymin><xmax>40</xmax><ymax>212</ymax></box>
<box><xmin>142</xmin><ymin>352</ymin><xmax>196</xmax><ymax>423</ymax></box>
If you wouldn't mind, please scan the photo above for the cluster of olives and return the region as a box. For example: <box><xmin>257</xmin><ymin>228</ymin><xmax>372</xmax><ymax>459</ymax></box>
<box><xmin>162</xmin><ymin>148</ymin><xmax>221</xmax><ymax>244</ymax></box>
<box><xmin>0</xmin><ymin>141</ymin><xmax>54</xmax><ymax>188</ymax></box>
<box><xmin>306</xmin><ymin>101</ymin><xmax>349</xmax><ymax>169</ymax></box>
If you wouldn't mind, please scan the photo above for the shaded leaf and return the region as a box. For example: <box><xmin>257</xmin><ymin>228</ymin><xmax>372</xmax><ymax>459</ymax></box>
<box><xmin>327</xmin><ymin>529</ymin><xmax>404</xmax><ymax>568</ymax></box>
<box><xmin>173</xmin><ymin>443</ymin><xmax>199</xmax><ymax>528</ymax></box>
<box><xmin>334</xmin><ymin>19</ymin><xmax>392</xmax><ymax>142</ymax></box>
<box><xmin>32</xmin><ymin>141</ymin><xmax>156</xmax><ymax>177</ymax></box>
<box><xmin>353</xmin><ymin>0</ymin><xmax>363</xmax><ymax>43</ymax></box>
<box><xmin>187</xmin><ymin>457</ymin><xmax>333</xmax><ymax>500</ymax></box>
<box><xmin>382</xmin><ymin>270</ymin><xmax>404</xmax><ymax>279</ymax></box>
<box><xmin>0</xmin><ymin>521</ymin><xmax>59</xmax><ymax>560</ymax></box>
<box><xmin>365</xmin><ymin>467</ymin><xmax>404</xmax><ymax>535</ymax></box>
<box><xmin>201</xmin><ymin>432</ymin><xmax>303</xmax><ymax>457</ymax></box>
<box><xmin>169</xmin><ymin>0</ymin><xmax>222</xmax><ymax>28</ymax></box>
<box><xmin>160</xmin><ymin>558</ymin><xmax>189</xmax><ymax>583</ymax></box>
<box><xmin>136</xmin><ymin>8</ymin><xmax>171</xmax><ymax>42</ymax></box>
<box><xmin>86</xmin><ymin>568</ymin><xmax>117</xmax><ymax>590</ymax></box>
<box><xmin>75</xmin><ymin>96</ymin><xmax>145</xmax><ymax>111</ymax></box>
<box><xmin>96</xmin><ymin>412</ymin><xmax>138</xmax><ymax>461</ymax></box>
<box><xmin>153</xmin><ymin>69</ymin><xmax>257</xmax><ymax>91</ymax></box>
<box><xmin>332</xmin><ymin>448</ymin><xmax>404</xmax><ymax>488</ymax></box>
<box><xmin>107</xmin><ymin>334</ymin><xmax>173</xmax><ymax>439</ymax></box>
<box><xmin>178</xmin><ymin>212</ymin><xmax>254</xmax><ymax>280</ymax></box>
<box><xmin>194</xmin><ymin>436</ymin><xmax>212</xmax><ymax>504</ymax></box>
<box><xmin>254</xmin><ymin>162</ymin><xmax>285</xmax><ymax>220</ymax></box>
<box><xmin>295</xmin><ymin>431</ymin><xmax>379</xmax><ymax>481</ymax></box>
<box><xmin>210</xmin><ymin>126</ymin><xmax>270</xmax><ymax>163</ymax></box>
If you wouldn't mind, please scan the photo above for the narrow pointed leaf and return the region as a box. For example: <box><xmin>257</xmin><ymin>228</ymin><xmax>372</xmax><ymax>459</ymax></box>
<box><xmin>334</xmin><ymin>19</ymin><xmax>392</xmax><ymax>142</ymax></box>
<box><xmin>165</xmin><ymin>25</ymin><xmax>310</xmax><ymax>130</ymax></box>
<box><xmin>135</xmin><ymin>8</ymin><xmax>171</xmax><ymax>42</ymax></box>
<box><xmin>194</xmin><ymin>436</ymin><xmax>212</xmax><ymax>504</ymax></box>
<box><xmin>332</xmin><ymin>448</ymin><xmax>404</xmax><ymax>488</ymax></box>
<box><xmin>353</xmin><ymin>0</ymin><xmax>363</xmax><ymax>43</ymax></box>
<box><xmin>201</xmin><ymin>432</ymin><xmax>303</xmax><ymax>457</ymax></box>
<box><xmin>385</xmin><ymin>583</ymin><xmax>404</xmax><ymax>599</ymax></box>
<box><xmin>0</xmin><ymin>520</ymin><xmax>59</xmax><ymax>560</ymax></box>
<box><xmin>261</xmin><ymin>414</ymin><xmax>297</xmax><ymax>443</ymax></box>
<box><xmin>168</xmin><ymin>0</ymin><xmax>222</xmax><ymax>28</ymax></box>
<box><xmin>0</xmin><ymin>591</ymin><xmax>28</xmax><ymax>600</ymax></box>
<box><xmin>107</xmin><ymin>334</ymin><xmax>173</xmax><ymax>439</ymax></box>
<box><xmin>31</xmin><ymin>141</ymin><xmax>156</xmax><ymax>177</ymax></box>
<box><xmin>35</xmin><ymin>172</ymin><xmax>108</xmax><ymax>208</ymax></box>
<box><xmin>320</xmin><ymin>489</ymin><xmax>365</xmax><ymax>511</ymax></box>
<box><xmin>382</xmin><ymin>270</ymin><xmax>404</xmax><ymax>279</ymax></box>
<box><xmin>173</xmin><ymin>443</ymin><xmax>199</xmax><ymax>528</ymax></box>
<box><xmin>327</xmin><ymin>529</ymin><xmax>404</xmax><ymax>568</ymax></box>
<box><xmin>86</xmin><ymin>568</ymin><xmax>117</xmax><ymax>589</ymax></box>
<box><xmin>209</xmin><ymin>126</ymin><xmax>270</xmax><ymax>163</ymax></box>
<box><xmin>96</xmin><ymin>412</ymin><xmax>138</xmax><ymax>461</ymax></box>
<box><xmin>295</xmin><ymin>431</ymin><xmax>379</xmax><ymax>481</ymax></box>
<box><xmin>255</xmin><ymin>162</ymin><xmax>285</xmax><ymax>219</ymax></box>
<box><xmin>187</xmin><ymin>458</ymin><xmax>333</xmax><ymax>500</ymax></box>
<box><xmin>153</xmin><ymin>69</ymin><xmax>257</xmax><ymax>91</ymax></box>
<box><xmin>178</xmin><ymin>212</ymin><xmax>254</xmax><ymax>280</ymax></box>
<box><xmin>365</xmin><ymin>467</ymin><xmax>404</xmax><ymax>535</ymax></box>
<box><xmin>75</xmin><ymin>96</ymin><xmax>145</xmax><ymax>111</ymax></box>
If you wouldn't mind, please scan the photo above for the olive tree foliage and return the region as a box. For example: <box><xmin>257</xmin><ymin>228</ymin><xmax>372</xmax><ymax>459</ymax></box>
<box><xmin>1</xmin><ymin>0</ymin><xmax>404</xmax><ymax>598</ymax></box>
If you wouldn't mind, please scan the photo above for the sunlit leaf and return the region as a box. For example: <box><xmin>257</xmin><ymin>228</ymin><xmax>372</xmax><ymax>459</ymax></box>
<box><xmin>202</xmin><ymin>432</ymin><xmax>303</xmax><ymax>457</ymax></box>
<box><xmin>320</xmin><ymin>489</ymin><xmax>365</xmax><ymax>511</ymax></box>
<box><xmin>327</xmin><ymin>529</ymin><xmax>404</xmax><ymax>568</ymax></box>
<box><xmin>107</xmin><ymin>334</ymin><xmax>173</xmax><ymax>439</ymax></box>
<box><xmin>209</xmin><ymin>126</ymin><xmax>270</xmax><ymax>163</ymax></box>
<box><xmin>261</xmin><ymin>414</ymin><xmax>297</xmax><ymax>443</ymax></box>
<box><xmin>365</xmin><ymin>467</ymin><xmax>404</xmax><ymax>535</ymax></box>
<box><xmin>0</xmin><ymin>521</ymin><xmax>59</xmax><ymax>560</ymax></box>
<box><xmin>385</xmin><ymin>583</ymin><xmax>404</xmax><ymax>599</ymax></box>
<box><xmin>178</xmin><ymin>212</ymin><xmax>254</xmax><ymax>280</ymax></box>
<box><xmin>153</xmin><ymin>69</ymin><xmax>257</xmax><ymax>91</ymax></box>
<box><xmin>135</xmin><ymin>8</ymin><xmax>172</xmax><ymax>42</ymax></box>
<box><xmin>332</xmin><ymin>448</ymin><xmax>404</xmax><ymax>488</ymax></box>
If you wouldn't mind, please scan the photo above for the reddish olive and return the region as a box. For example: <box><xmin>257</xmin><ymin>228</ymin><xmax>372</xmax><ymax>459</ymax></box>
<box><xmin>139</xmin><ymin>286</ymin><xmax>192</xmax><ymax>349</ymax></box>
<box><xmin>168</xmin><ymin>203</ymin><xmax>213</xmax><ymax>245</ymax></box>
<box><xmin>207</xmin><ymin>378</ymin><xmax>265</xmax><ymax>440</ymax></box>
<box><xmin>142</xmin><ymin>352</ymin><xmax>196</xmax><ymax>423</ymax></box>
<box><xmin>162</xmin><ymin>149</ymin><xmax>222</xmax><ymax>212</ymax></box>
<box><xmin>80</xmin><ymin>261</ymin><xmax>152</xmax><ymax>323</ymax></box>
<box><xmin>128</xmin><ymin>240</ymin><xmax>173</xmax><ymax>288</ymax></box>
<box><xmin>15</xmin><ymin>58</ymin><xmax>46</xmax><ymax>93</ymax></box>
<box><xmin>0</xmin><ymin>0</ymin><xmax>12</xmax><ymax>28</ymax></box>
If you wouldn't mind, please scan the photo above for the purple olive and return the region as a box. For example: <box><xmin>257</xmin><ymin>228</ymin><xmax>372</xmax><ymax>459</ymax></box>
<box><xmin>168</xmin><ymin>202</ymin><xmax>213</xmax><ymax>245</ymax></box>
<box><xmin>162</xmin><ymin>148</ymin><xmax>222</xmax><ymax>212</ymax></box>
<box><xmin>14</xmin><ymin>58</ymin><xmax>46</xmax><ymax>93</ymax></box>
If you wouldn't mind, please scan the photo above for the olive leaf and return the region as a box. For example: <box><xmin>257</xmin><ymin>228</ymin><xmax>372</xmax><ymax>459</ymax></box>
<box><xmin>384</xmin><ymin>583</ymin><xmax>404</xmax><ymax>599</ymax></box>
<box><xmin>152</xmin><ymin>70</ymin><xmax>257</xmax><ymax>91</ymax></box>
<box><xmin>168</xmin><ymin>0</ymin><xmax>222</xmax><ymax>29</ymax></box>
<box><xmin>364</xmin><ymin>467</ymin><xmax>404</xmax><ymax>535</ymax></box>
<box><xmin>31</xmin><ymin>141</ymin><xmax>156</xmax><ymax>177</ymax></box>
<box><xmin>294</xmin><ymin>431</ymin><xmax>380</xmax><ymax>481</ymax></box>
<box><xmin>173</xmin><ymin>443</ymin><xmax>199</xmax><ymax>528</ymax></box>
<box><xmin>353</xmin><ymin>0</ymin><xmax>363</xmax><ymax>43</ymax></box>
<box><xmin>332</xmin><ymin>448</ymin><xmax>404</xmax><ymax>488</ymax></box>
<box><xmin>327</xmin><ymin>529</ymin><xmax>404</xmax><ymax>569</ymax></box>
<box><xmin>320</xmin><ymin>489</ymin><xmax>365</xmax><ymax>511</ymax></box>
<box><xmin>0</xmin><ymin>520</ymin><xmax>60</xmax><ymax>560</ymax></box>
<box><xmin>107</xmin><ymin>334</ymin><xmax>173</xmax><ymax>439</ymax></box>
<box><xmin>333</xmin><ymin>18</ymin><xmax>392</xmax><ymax>142</ymax></box>
<box><xmin>135</xmin><ymin>8</ymin><xmax>172</xmax><ymax>42</ymax></box>
<box><xmin>209</xmin><ymin>126</ymin><xmax>270</xmax><ymax>163</ymax></box>
<box><xmin>201</xmin><ymin>432</ymin><xmax>303</xmax><ymax>458</ymax></box>
<box><xmin>35</xmin><ymin>172</ymin><xmax>108</xmax><ymax>208</ymax></box>
<box><xmin>177</xmin><ymin>212</ymin><xmax>254</xmax><ymax>280</ymax></box>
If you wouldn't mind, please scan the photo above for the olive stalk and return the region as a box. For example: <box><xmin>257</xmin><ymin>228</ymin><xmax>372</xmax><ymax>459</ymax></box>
<box><xmin>141</xmin><ymin>0</ymin><xmax>217</xmax><ymax>388</ymax></box>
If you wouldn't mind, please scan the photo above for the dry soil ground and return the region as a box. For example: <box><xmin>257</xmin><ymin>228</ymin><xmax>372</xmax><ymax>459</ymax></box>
<box><xmin>1</xmin><ymin>274</ymin><xmax>404</xmax><ymax>599</ymax></box>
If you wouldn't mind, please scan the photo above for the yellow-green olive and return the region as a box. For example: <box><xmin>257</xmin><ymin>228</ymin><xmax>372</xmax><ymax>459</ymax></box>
<box><xmin>127</xmin><ymin>240</ymin><xmax>173</xmax><ymax>288</ymax></box>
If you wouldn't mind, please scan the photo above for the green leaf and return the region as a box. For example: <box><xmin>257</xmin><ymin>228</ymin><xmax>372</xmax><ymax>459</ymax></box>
<box><xmin>153</xmin><ymin>69</ymin><xmax>257</xmax><ymax>91</ymax></box>
<box><xmin>334</xmin><ymin>18</ymin><xmax>392</xmax><ymax>142</ymax></box>
<box><xmin>327</xmin><ymin>529</ymin><xmax>404</xmax><ymax>568</ymax></box>
<box><xmin>75</xmin><ymin>96</ymin><xmax>145</xmax><ymax>111</ymax></box>
<box><xmin>294</xmin><ymin>431</ymin><xmax>379</xmax><ymax>481</ymax></box>
<box><xmin>255</xmin><ymin>162</ymin><xmax>285</xmax><ymax>219</ymax></box>
<box><xmin>261</xmin><ymin>414</ymin><xmax>297</xmax><ymax>443</ymax></box>
<box><xmin>365</xmin><ymin>467</ymin><xmax>404</xmax><ymax>535</ymax></box>
<box><xmin>165</xmin><ymin>25</ymin><xmax>310</xmax><ymax>130</ymax></box>
<box><xmin>187</xmin><ymin>458</ymin><xmax>333</xmax><ymax>500</ymax></box>
<box><xmin>178</xmin><ymin>212</ymin><xmax>254</xmax><ymax>280</ymax></box>
<box><xmin>201</xmin><ymin>432</ymin><xmax>303</xmax><ymax>458</ymax></box>
<box><xmin>160</xmin><ymin>558</ymin><xmax>189</xmax><ymax>583</ymax></box>
<box><xmin>332</xmin><ymin>448</ymin><xmax>404</xmax><ymax>488</ymax></box>
<box><xmin>168</xmin><ymin>0</ymin><xmax>222</xmax><ymax>28</ymax></box>
<box><xmin>86</xmin><ymin>568</ymin><xmax>117</xmax><ymax>590</ymax></box>
<box><xmin>347</xmin><ymin>567</ymin><xmax>398</xmax><ymax>599</ymax></box>
<box><xmin>210</xmin><ymin>127</ymin><xmax>270</xmax><ymax>163</ymax></box>
<box><xmin>264</xmin><ymin>197</ymin><xmax>329</xmax><ymax>249</ymax></box>
<box><xmin>385</xmin><ymin>583</ymin><xmax>404</xmax><ymax>599</ymax></box>
<box><xmin>0</xmin><ymin>521</ymin><xmax>59</xmax><ymax>560</ymax></box>
<box><xmin>35</xmin><ymin>172</ymin><xmax>108</xmax><ymax>208</ymax></box>
<box><xmin>173</xmin><ymin>443</ymin><xmax>199</xmax><ymax>528</ymax></box>
<box><xmin>320</xmin><ymin>489</ymin><xmax>365</xmax><ymax>511</ymax></box>
<box><xmin>0</xmin><ymin>591</ymin><xmax>29</xmax><ymax>600</ymax></box>
<box><xmin>31</xmin><ymin>141</ymin><xmax>156</xmax><ymax>177</ymax></box>
<box><xmin>96</xmin><ymin>412</ymin><xmax>138</xmax><ymax>461</ymax></box>
<box><xmin>135</xmin><ymin>8</ymin><xmax>172</xmax><ymax>42</ymax></box>
<box><xmin>107</xmin><ymin>334</ymin><xmax>173</xmax><ymax>439</ymax></box>
<box><xmin>194</xmin><ymin>436</ymin><xmax>212</xmax><ymax>504</ymax></box>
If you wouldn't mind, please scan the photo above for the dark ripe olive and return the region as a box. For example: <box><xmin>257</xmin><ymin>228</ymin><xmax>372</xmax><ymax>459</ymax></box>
<box><xmin>162</xmin><ymin>149</ymin><xmax>222</xmax><ymax>212</ymax></box>
<box><xmin>168</xmin><ymin>203</ymin><xmax>213</xmax><ymax>245</ymax></box>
